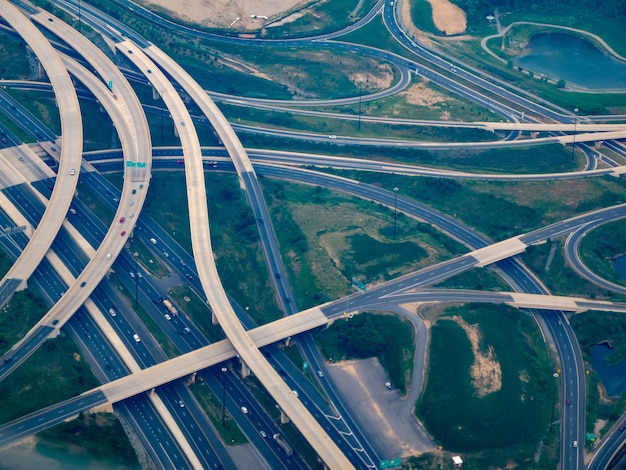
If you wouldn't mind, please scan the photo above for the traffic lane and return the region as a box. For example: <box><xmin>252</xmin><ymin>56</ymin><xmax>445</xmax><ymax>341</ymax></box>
<box><xmin>158</xmin><ymin>382</ymin><xmax>228</xmax><ymax>469</ymax></box>
<box><xmin>0</xmin><ymin>390</ymin><xmax>107</xmax><ymax>447</ymax></box>
<box><xmin>115</xmin><ymin>396</ymin><xmax>191</xmax><ymax>469</ymax></box>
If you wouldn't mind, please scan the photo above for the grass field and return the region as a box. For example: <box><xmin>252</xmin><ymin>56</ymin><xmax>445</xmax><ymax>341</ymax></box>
<box><xmin>520</xmin><ymin>237</ymin><xmax>626</xmax><ymax>301</ymax></box>
<box><xmin>189</xmin><ymin>378</ymin><xmax>247</xmax><ymax>445</ymax></box>
<box><xmin>138</xmin><ymin>172</ymin><xmax>282</xmax><ymax>325</ymax></box>
<box><xmin>261</xmin><ymin>176</ymin><xmax>467</xmax><ymax>308</ymax></box>
<box><xmin>330</xmin><ymin>171</ymin><xmax>626</xmax><ymax>242</ymax></box>
<box><xmin>38</xmin><ymin>412</ymin><xmax>139</xmax><ymax>467</ymax></box>
<box><xmin>0</xmin><ymin>289</ymin><xmax>48</xmax><ymax>356</ymax></box>
<box><xmin>316</xmin><ymin>312</ymin><xmax>415</xmax><ymax>394</ymax></box>
<box><xmin>0</xmin><ymin>334</ymin><xmax>100</xmax><ymax>425</ymax></box>
<box><xmin>570</xmin><ymin>310</ymin><xmax>626</xmax><ymax>436</ymax></box>
<box><xmin>578</xmin><ymin>219</ymin><xmax>626</xmax><ymax>287</ymax></box>
<box><xmin>417</xmin><ymin>303</ymin><xmax>555</xmax><ymax>467</ymax></box>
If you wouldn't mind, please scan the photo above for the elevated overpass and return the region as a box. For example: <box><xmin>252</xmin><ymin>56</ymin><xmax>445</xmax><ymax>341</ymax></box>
<box><xmin>127</xmin><ymin>39</ymin><xmax>354</xmax><ymax>469</ymax></box>
<box><xmin>0</xmin><ymin>8</ymin><xmax>152</xmax><ymax>376</ymax></box>
<box><xmin>0</xmin><ymin>2</ymin><xmax>82</xmax><ymax>304</ymax></box>
<box><xmin>3</xmin><ymin>288</ymin><xmax>626</xmax><ymax>448</ymax></box>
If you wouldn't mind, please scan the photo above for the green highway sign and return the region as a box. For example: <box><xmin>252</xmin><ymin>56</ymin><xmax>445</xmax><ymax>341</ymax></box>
<box><xmin>137</xmin><ymin>162</ymin><xmax>146</xmax><ymax>168</ymax></box>
<box><xmin>379</xmin><ymin>460</ymin><xmax>389</xmax><ymax>469</ymax></box>
<box><xmin>126</xmin><ymin>161</ymin><xmax>136</xmax><ymax>167</ymax></box>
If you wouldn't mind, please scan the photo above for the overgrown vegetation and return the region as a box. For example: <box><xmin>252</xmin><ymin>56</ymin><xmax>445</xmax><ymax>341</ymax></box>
<box><xmin>0</xmin><ymin>289</ymin><xmax>47</xmax><ymax>356</ymax></box>
<box><xmin>38</xmin><ymin>412</ymin><xmax>139</xmax><ymax>467</ymax></box>
<box><xmin>330</xmin><ymin>172</ymin><xmax>626</xmax><ymax>242</ymax></box>
<box><xmin>139</xmin><ymin>172</ymin><xmax>282</xmax><ymax>325</ymax></box>
<box><xmin>520</xmin><ymin>238</ymin><xmax>626</xmax><ymax>301</ymax></box>
<box><xmin>316</xmin><ymin>312</ymin><xmax>415</xmax><ymax>394</ymax></box>
<box><xmin>189</xmin><ymin>376</ymin><xmax>247</xmax><ymax>445</ymax></box>
<box><xmin>262</xmin><ymin>177</ymin><xmax>466</xmax><ymax>309</ymax></box>
<box><xmin>417</xmin><ymin>304</ymin><xmax>555</xmax><ymax>466</ymax></box>
<box><xmin>579</xmin><ymin>218</ymin><xmax>626</xmax><ymax>287</ymax></box>
<box><xmin>0</xmin><ymin>334</ymin><xmax>100</xmax><ymax>424</ymax></box>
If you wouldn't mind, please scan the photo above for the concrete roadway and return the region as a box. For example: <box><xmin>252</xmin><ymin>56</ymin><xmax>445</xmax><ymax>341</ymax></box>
<box><xmin>133</xmin><ymin>41</ymin><xmax>355</xmax><ymax>469</ymax></box>
<box><xmin>564</xmin><ymin>221</ymin><xmax>626</xmax><ymax>296</ymax></box>
<box><xmin>0</xmin><ymin>53</ymin><xmax>150</xmax><ymax>376</ymax></box>
<box><xmin>0</xmin><ymin>1</ymin><xmax>82</xmax><ymax>304</ymax></box>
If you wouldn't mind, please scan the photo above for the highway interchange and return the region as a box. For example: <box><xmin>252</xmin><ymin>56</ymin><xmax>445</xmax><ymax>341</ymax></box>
<box><xmin>0</xmin><ymin>0</ymin><xmax>625</xmax><ymax>469</ymax></box>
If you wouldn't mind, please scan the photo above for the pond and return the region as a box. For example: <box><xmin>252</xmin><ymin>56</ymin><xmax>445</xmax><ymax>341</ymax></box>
<box><xmin>591</xmin><ymin>343</ymin><xmax>626</xmax><ymax>397</ymax></box>
<box><xmin>614</xmin><ymin>253</ymin><xmax>626</xmax><ymax>281</ymax></box>
<box><xmin>514</xmin><ymin>31</ymin><xmax>626</xmax><ymax>90</ymax></box>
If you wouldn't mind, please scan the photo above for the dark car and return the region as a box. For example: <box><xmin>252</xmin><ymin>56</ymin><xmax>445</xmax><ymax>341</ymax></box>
<box><xmin>566</xmin><ymin>398</ymin><xmax>571</xmax><ymax>405</ymax></box>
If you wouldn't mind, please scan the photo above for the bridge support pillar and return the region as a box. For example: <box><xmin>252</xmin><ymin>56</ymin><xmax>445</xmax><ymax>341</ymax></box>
<box><xmin>173</xmin><ymin>123</ymin><xmax>179</xmax><ymax>138</ymax></box>
<box><xmin>152</xmin><ymin>85</ymin><xmax>160</xmax><ymax>101</ymax></box>
<box><xmin>284</xmin><ymin>336</ymin><xmax>291</xmax><ymax>347</ymax></box>
<box><xmin>16</xmin><ymin>279</ymin><xmax>27</xmax><ymax>291</ymax></box>
<box><xmin>279</xmin><ymin>408</ymin><xmax>290</xmax><ymax>424</ymax></box>
<box><xmin>188</xmin><ymin>372</ymin><xmax>196</xmax><ymax>384</ymax></box>
<box><xmin>241</xmin><ymin>361</ymin><xmax>250</xmax><ymax>379</ymax></box>
<box><xmin>211</xmin><ymin>310</ymin><xmax>219</xmax><ymax>325</ymax></box>
<box><xmin>530</xmin><ymin>131</ymin><xmax>539</xmax><ymax>138</ymax></box>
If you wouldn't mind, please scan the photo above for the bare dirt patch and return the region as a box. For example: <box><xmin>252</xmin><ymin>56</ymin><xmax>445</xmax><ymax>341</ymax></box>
<box><xmin>424</xmin><ymin>0</ymin><xmax>467</xmax><ymax>35</ymax></box>
<box><xmin>135</xmin><ymin>0</ymin><xmax>312</xmax><ymax>30</ymax></box>
<box><xmin>451</xmin><ymin>315</ymin><xmax>502</xmax><ymax>397</ymax></box>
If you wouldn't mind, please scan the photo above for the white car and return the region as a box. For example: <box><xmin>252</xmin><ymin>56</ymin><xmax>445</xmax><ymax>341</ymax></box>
<box><xmin>573</xmin><ymin>440</ymin><xmax>578</xmax><ymax>448</ymax></box>
<box><xmin>165</xmin><ymin>314</ymin><xmax>171</xmax><ymax>321</ymax></box>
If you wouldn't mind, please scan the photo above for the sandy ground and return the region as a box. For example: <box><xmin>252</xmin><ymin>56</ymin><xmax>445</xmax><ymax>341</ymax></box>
<box><xmin>137</xmin><ymin>0</ymin><xmax>466</xmax><ymax>34</ymax></box>
<box><xmin>136</xmin><ymin>0</ymin><xmax>310</xmax><ymax>29</ymax></box>
<box><xmin>425</xmin><ymin>0</ymin><xmax>466</xmax><ymax>35</ymax></box>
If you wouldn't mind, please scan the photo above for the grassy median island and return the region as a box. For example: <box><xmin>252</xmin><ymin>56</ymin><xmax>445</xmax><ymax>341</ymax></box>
<box><xmin>417</xmin><ymin>303</ymin><xmax>556</xmax><ymax>468</ymax></box>
<box><xmin>569</xmin><ymin>310</ymin><xmax>626</xmax><ymax>437</ymax></box>
<box><xmin>316</xmin><ymin>312</ymin><xmax>415</xmax><ymax>395</ymax></box>
<box><xmin>261</xmin><ymin>177</ymin><xmax>467</xmax><ymax>309</ymax></box>
<box><xmin>520</xmin><ymin>237</ymin><xmax>626</xmax><ymax>302</ymax></box>
<box><xmin>578</xmin><ymin>218</ymin><xmax>626</xmax><ymax>288</ymax></box>
<box><xmin>331</xmin><ymin>171</ymin><xmax>626</xmax><ymax>241</ymax></box>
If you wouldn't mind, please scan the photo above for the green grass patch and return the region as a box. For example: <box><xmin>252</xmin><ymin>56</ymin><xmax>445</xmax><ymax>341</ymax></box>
<box><xmin>410</xmin><ymin>0</ymin><xmax>442</xmax><ymax>34</ymax></box>
<box><xmin>579</xmin><ymin>218</ymin><xmax>626</xmax><ymax>287</ymax></box>
<box><xmin>136</xmin><ymin>172</ymin><xmax>282</xmax><ymax>325</ymax></box>
<box><xmin>168</xmin><ymin>286</ymin><xmax>226</xmax><ymax>343</ymax></box>
<box><xmin>0</xmin><ymin>289</ymin><xmax>48</xmax><ymax>356</ymax></box>
<box><xmin>189</xmin><ymin>377</ymin><xmax>247</xmax><ymax>445</ymax></box>
<box><xmin>316</xmin><ymin>312</ymin><xmax>415</xmax><ymax>394</ymax></box>
<box><xmin>262</xmin><ymin>177</ymin><xmax>466</xmax><ymax>308</ymax></box>
<box><xmin>7</xmin><ymin>90</ymin><xmax>60</xmax><ymax>137</ymax></box>
<box><xmin>520</xmin><ymin>238</ymin><xmax>626</xmax><ymax>301</ymax></box>
<box><xmin>331</xmin><ymin>172</ymin><xmax>626</xmax><ymax>241</ymax></box>
<box><xmin>417</xmin><ymin>303</ymin><xmax>554</xmax><ymax>461</ymax></box>
<box><xmin>434</xmin><ymin>267</ymin><xmax>512</xmax><ymax>291</ymax></box>
<box><xmin>570</xmin><ymin>310</ymin><xmax>626</xmax><ymax>435</ymax></box>
<box><xmin>38</xmin><ymin>412</ymin><xmax>139</xmax><ymax>467</ymax></box>
<box><xmin>0</xmin><ymin>334</ymin><xmax>100</xmax><ymax>424</ymax></box>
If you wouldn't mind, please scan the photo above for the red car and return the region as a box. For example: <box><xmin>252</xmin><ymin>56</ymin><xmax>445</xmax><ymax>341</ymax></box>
<box><xmin>119</xmin><ymin>216</ymin><xmax>125</xmax><ymax>223</ymax></box>
<box><xmin>566</xmin><ymin>399</ymin><xmax>571</xmax><ymax>405</ymax></box>
<box><xmin>120</xmin><ymin>230</ymin><xmax>126</xmax><ymax>236</ymax></box>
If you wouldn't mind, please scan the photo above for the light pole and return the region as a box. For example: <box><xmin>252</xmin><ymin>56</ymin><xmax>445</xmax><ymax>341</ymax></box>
<box><xmin>571</xmin><ymin>107</ymin><xmax>579</xmax><ymax>160</ymax></box>
<box><xmin>221</xmin><ymin>366</ymin><xmax>228</xmax><ymax>427</ymax></box>
<box><xmin>133</xmin><ymin>251</ymin><xmax>139</xmax><ymax>309</ymax></box>
<box><xmin>357</xmin><ymin>81</ymin><xmax>362</xmax><ymax>131</ymax></box>
<box><xmin>550</xmin><ymin>372</ymin><xmax>559</xmax><ymax>431</ymax></box>
<box><xmin>393</xmin><ymin>187</ymin><xmax>399</xmax><ymax>240</ymax></box>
